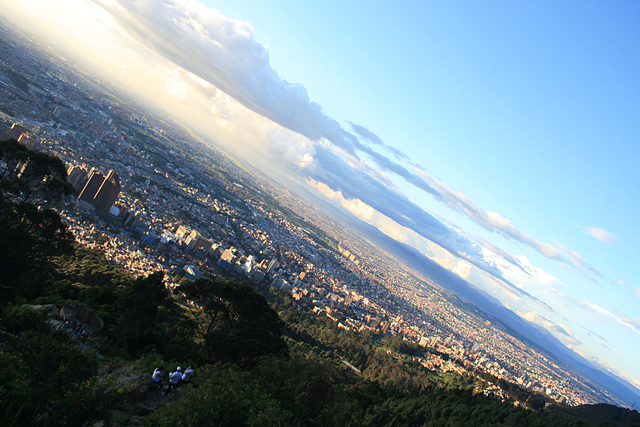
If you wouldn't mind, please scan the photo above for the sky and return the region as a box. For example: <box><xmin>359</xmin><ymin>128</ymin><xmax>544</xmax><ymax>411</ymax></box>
<box><xmin>3</xmin><ymin>0</ymin><xmax>640</xmax><ymax>394</ymax></box>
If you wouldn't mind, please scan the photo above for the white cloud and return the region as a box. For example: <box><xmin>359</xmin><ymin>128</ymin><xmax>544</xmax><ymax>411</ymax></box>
<box><xmin>89</xmin><ymin>0</ymin><xmax>361</xmax><ymax>156</ymax></box>
<box><xmin>413</xmin><ymin>168</ymin><xmax>565</xmax><ymax>260</ymax></box>
<box><xmin>582</xmin><ymin>226</ymin><xmax>616</xmax><ymax>244</ymax></box>
<box><xmin>486</xmin><ymin>250</ymin><xmax>562</xmax><ymax>288</ymax></box>
<box><xmin>519</xmin><ymin>310</ymin><xmax>580</xmax><ymax>346</ymax></box>
<box><xmin>412</xmin><ymin>167</ymin><xmax>615</xmax><ymax>285</ymax></box>
<box><xmin>556</xmin><ymin>242</ymin><xmax>602</xmax><ymax>278</ymax></box>
<box><xmin>580</xmin><ymin>301</ymin><xmax>615</xmax><ymax>318</ymax></box>
<box><xmin>579</xmin><ymin>301</ymin><xmax>640</xmax><ymax>335</ymax></box>
<box><xmin>453</xmin><ymin>259</ymin><xmax>473</xmax><ymax>280</ymax></box>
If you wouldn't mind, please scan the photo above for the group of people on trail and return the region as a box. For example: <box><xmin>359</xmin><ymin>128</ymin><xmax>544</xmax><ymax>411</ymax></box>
<box><xmin>60</xmin><ymin>313</ymin><xmax>90</xmax><ymax>343</ymax></box>
<box><xmin>151</xmin><ymin>366</ymin><xmax>194</xmax><ymax>394</ymax></box>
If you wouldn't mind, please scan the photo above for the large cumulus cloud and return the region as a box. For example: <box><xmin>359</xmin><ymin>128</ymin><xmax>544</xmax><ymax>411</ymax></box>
<box><xmin>92</xmin><ymin>0</ymin><xmax>360</xmax><ymax>155</ymax></box>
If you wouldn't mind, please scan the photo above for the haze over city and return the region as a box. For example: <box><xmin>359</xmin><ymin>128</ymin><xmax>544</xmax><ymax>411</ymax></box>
<box><xmin>3</xmin><ymin>0</ymin><xmax>639</xmax><ymax>397</ymax></box>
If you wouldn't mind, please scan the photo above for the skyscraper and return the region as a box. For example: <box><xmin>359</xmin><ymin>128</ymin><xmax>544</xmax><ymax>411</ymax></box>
<box><xmin>92</xmin><ymin>170</ymin><xmax>120</xmax><ymax>214</ymax></box>
<box><xmin>78</xmin><ymin>169</ymin><xmax>104</xmax><ymax>204</ymax></box>
<box><xmin>66</xmin><ymin>165</ymin><xmax>88</xmax><ymax>193</ymax></box>
<box><xmin>77</xmin><ymin>169</ymin><xmax>120</xmax><ymax>214</ymax></box>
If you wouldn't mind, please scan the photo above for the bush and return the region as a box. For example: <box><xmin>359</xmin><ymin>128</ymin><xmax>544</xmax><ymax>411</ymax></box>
<box><xmin>1</xmin><ymin>304</ymin><xmax>50</xmax><ymax>334</ymax></box>
<box><xmin>144</xmin><ymin>364</ymin><xmax>293</xmax><ymax>426</ymax></box>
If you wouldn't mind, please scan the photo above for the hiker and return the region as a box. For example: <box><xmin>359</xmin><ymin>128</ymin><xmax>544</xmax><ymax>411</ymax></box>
<box><xmin>165</xmin><ymin>367</ymin><xmax>182</xmax><ymax>394</ymax></box>
<box><xmin>181</xmin><ymin>366</ymin><xmax>194</xmax><ymax>383</ymax></box>
<box><xmin>152</xmin><ymin>367</ymin><xmax>163</xmax><ymax>388</ymax></box>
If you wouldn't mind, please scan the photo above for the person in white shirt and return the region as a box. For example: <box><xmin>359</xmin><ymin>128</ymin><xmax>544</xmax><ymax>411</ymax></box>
<box><xmin>151</xmin><ymin>367</ymin><xmax>163</xmax><ymax>388</ymax></box>
<box><xmin>181</xmin><ymin>366</ymin><xmax>194</xmax><ymax>383</ymax></box>
<box><xmin>165</xmin><ymin>366</ymin><xmax>182</xmax><ymax>394</ymax></box>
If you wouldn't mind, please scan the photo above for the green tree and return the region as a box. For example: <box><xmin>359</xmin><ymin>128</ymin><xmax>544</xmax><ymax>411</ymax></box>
<box><xmin>0</xmin><ymin>329</ymin><xmax>102</xmax><ymax>425</ymax></box>
<box><xmin>0</xmin><ymin>138</ymin><xmax>73</xmax><ymax>205</ymax></box>
<box><xmin>117</xmin><ymin>271</ymin><xmax>167</xmax><ymax>356</ymax></box>
<box><xmin>0</xmin><ymin>196</ymin><xmax>74</xmax><ymax>302</ymax></box>
<box><xmin>380</xmin><ymin>335</ymin><xmax>423</xmax><ymax>357</ymax></box>
<box><xmin>256</xmin><ymin>355</ymin><xmax>344</xmax><ymax>422</ymax></box>
<box><xmin>179</xmin><ymin>278</ymin><xmax>288</xmax><ymax>364</ymax></box>
<box><xmin>0</xmin><ymin>304</ymin><xmax>49</xmax><ymax>334</ymax></box>
<box><xmin>0</xmin><ymin>140</ymin><xmax>75</xmax><ymax>302</ymax></box>
<box><xmin>144</xmin><ymin>364</ymin><xmax>293</xmax><ymax>426</ymax></box>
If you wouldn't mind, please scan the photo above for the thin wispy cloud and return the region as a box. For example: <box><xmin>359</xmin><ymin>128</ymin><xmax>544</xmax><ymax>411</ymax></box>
<box><xmin>583</xmin><ymin>326</ymin><xmax>609</xmax><ymax>343</ymax></box>
<box><xmin>582</xmin><ymin>226</ymin><xmax>616</xmax><ymax>244</ymax></box>
<box><xmin>349</xmin><ymin>122</ymin><xmax>410</xmax><ymax>160</ymax></box>
<box><xmin>413</xmin><ymin>167</ymin><xmax>562</xmax><ymax>258</ymax></box>
<box><xmin>556</xmin><ymin>241</ymin><xmax>603</xmax><ymax>279</ymax></box>
<box><xmin>580</xmin><ymin>301</ymin><xmax>640</xmax><ymax>335</ymax></box>
<box><xmin>410</xmin><ymin>167</ymin><xmax>620</xmax><ymax>285</ymax></box>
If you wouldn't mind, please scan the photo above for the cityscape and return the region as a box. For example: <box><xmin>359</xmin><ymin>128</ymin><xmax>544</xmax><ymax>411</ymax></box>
<box><xmin>0</xmin><ymin>23</ymin><xmax>634</xmax><ymax>411</ymax></box>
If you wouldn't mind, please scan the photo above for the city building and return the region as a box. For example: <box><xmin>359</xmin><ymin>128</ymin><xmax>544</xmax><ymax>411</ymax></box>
<box><xmin>92</xmin><ymin>170</ymin><xmax>121</xmax><ymax>214</ymax></box>
<box><xmin>185</xmin><ymin>230</ymin><xmax>214</xmax><ymax>253</ymax></box>
<box><xmin>78</xmin><ymin>169</ymin><xmax>104</xmax><ymax>205</ymax></box>
<box><xmin>0</xmin><ymin>122</ymin><xmax>32</xmax><ymax>146</ymax></box>
<box><xmin>77</xmin><ymin>169</ymin><xmax>121</xmax><ymax>214</ymax></box>
<box><xmin>66</xmin><ymin>165</ymin><xmax>88</xmax><ymax>193</ymax></box>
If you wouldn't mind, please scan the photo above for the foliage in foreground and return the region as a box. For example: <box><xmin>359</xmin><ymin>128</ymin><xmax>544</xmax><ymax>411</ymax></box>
<box><xmin>144</xmin><ymin>363</ymin><xmax>294</xmax><ymax>426</ymax></box>
<box><xmin>0</xmin><ymin>311</ymin><xmax>112</xmax><ymax>425</ymax></box>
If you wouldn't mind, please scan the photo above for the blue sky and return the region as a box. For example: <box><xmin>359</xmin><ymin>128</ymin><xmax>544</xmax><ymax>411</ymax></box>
<box><xmin>3</xmin><ymin>0</ymin><xmax>639</xmax><ymax>394</ymax></box>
